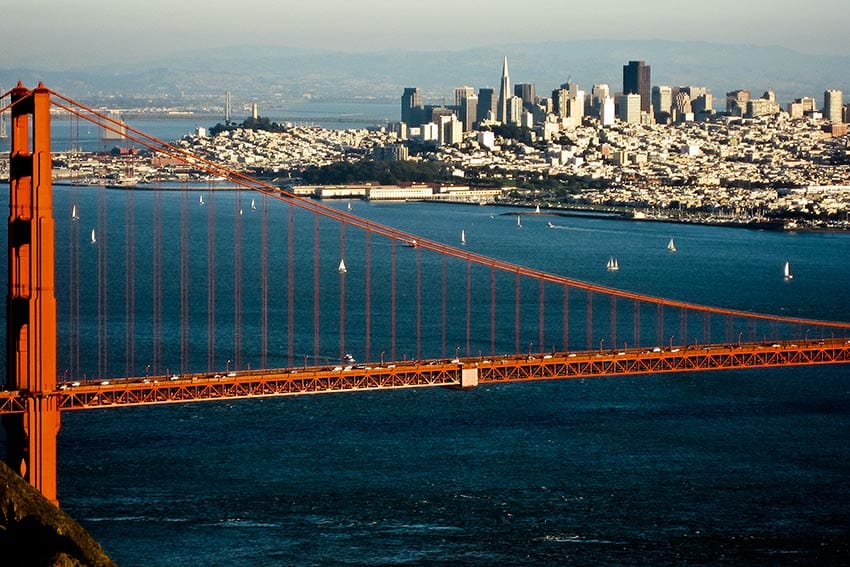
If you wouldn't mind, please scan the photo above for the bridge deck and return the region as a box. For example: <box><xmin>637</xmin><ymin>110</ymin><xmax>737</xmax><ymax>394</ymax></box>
<box><xmin>2</xmin><ymin>339</ymin><xmax>849</xmax><ymax>414</ymax></box>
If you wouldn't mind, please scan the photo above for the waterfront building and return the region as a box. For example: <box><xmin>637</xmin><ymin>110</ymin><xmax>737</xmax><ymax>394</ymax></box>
<box><xmin>623</xmin><ymin>60</ymin><xmax>651</xmax><ymax>113</ymax></box>
<box><xmin>824</xmin><ymin>90</ymin><xmax>843</xmax><ymax>123</ymax></box>
<box><xmin>477</xmin><ymin>88</ymin><xmax>497</xmax><ymax>124</ymax></box>
<box><xmin>401</xmin><ymin>87</ymin><xmax>425</xmax><ymax>126</ymax></box>
<box><xmin>497</xmin><ymin>56</ymin><xmax>511</xmax><ymax>123</ymax></box>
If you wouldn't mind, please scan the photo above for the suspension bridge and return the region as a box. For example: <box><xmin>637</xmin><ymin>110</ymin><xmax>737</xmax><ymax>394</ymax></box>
<box><xmin>2</xmin><ymin>82</ymin><xmax>849</xmax><ymax>506</ymax></box>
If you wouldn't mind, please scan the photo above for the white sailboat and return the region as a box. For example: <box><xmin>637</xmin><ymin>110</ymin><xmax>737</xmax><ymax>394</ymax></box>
<box><xmin>784</xmin><ymin>261</ymin><xmax>793</xmax><ymax>280</ymax></box>
<box><xmin>461</xmin><ymin>229</ymin><xmax>466</xmax><ymax>245</ymax></box>
<box><xmin>251</xmin><ymin>199</ymin><xmax>257</xmax><ymax>211</ymax></box>
<box><xmin>606</xmin><ymin>257</ymin><xmax>619</xmax><ymax>271</ymax></box>
<box><xmin>517</xmin><ymin>215</ymin><xmax>522</xmax><ymax>228</ymax></box>
<box><xmin>347</xmin><ymin>202</ymin><xmax>352</xmax><ymax>211</ymax></box>
<box><xmin>90</xmin><ymin>229</ymin><xmax>96</xmax><ymax>244</ymax></box>
<box><xmin>199</xmin><ymin>195</ymin><xmax>205</xmax><ymax>206</ymax></box>
<box><xmin>535</xmin><ymin>204</ymin><xmax>541</xmax><ymax>214</ymax></box>
<box><xmin>338</xmin><ymin>258</ymin><xmax>347</xmax><ymax>273</ymax></box>
<box><xmin>667</xmin><ymin>238</ymin><xmax>677</xmax><ymax>252</ymax></box>
<box><xmin>71</xmin><ymin>204</ymin><xmax>79</xmax><ymax>221</ymax></box>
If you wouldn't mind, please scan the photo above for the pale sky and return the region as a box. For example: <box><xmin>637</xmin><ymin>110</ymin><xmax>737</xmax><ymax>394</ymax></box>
<box><xmin>4</xmin><ymin>0</ymin><xmax>850</xmax><ymax>67</ymax></box>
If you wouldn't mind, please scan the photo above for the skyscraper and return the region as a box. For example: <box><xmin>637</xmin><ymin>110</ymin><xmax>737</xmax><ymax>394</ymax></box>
<box><xmin>652</xmin><ymin>85</ymin><xmax>672</xmax><ymax>119</ymax></box>
<box><xmin>497</xmin><ymin>56</ymin><xmax>510</xmax><ymax>123</ymax></box>
<box><xmin>824</xmin><ymin>89</ymin><xmax>844</xmax><ymax>123</ymax></box>
<box><xmin>623</xmin><ymin>60</ymin><xmax>651</xmax><ymax>113</ymax></box>
<box><xmin>477</xmin><ymin>88</ymin><xmax>497</xmax><ymax>123</ymax></box>
<box><xmin>401</xmin><ymin>87</ymin><xmax>424</xmax><ymax>126</ymax></box>
<box><xmin>514</xmin><ymin>82</ymin><xmax>536</xmax><ymax>110</ymax></box>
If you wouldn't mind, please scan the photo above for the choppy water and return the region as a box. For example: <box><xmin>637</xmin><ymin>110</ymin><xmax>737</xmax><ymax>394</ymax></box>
<box><xmin>6</xmin><ymin>195</ymin><xmax>850</xmax><ymax>565</ymax></box>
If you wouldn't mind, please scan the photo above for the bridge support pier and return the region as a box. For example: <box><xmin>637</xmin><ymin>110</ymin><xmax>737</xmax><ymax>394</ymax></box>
<box><xmin>2</xmin><ymin>82</ymin><xmax>59</xmax><ymax>505</ymax></box>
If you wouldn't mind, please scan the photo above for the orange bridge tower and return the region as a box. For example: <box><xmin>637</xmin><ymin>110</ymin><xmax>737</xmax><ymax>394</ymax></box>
<box><xmin>3</xmin><ymin>82</ymin><xmax>59</xmax><ymax>505</ymax></box>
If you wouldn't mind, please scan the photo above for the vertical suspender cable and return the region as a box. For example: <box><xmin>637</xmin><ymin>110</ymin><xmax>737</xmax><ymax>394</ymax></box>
<box><xmin>234</xmin><ymin>191</ymin><xmax>243</xmax><ymax>370</ymax></box>
<box><xmin>125</xmin><ymin>187</ymin><xmax>135</xmax><ymax>377</ymax></box>
<box><xmin>153</xmin><ymin>185</ymin><xmax>162</xmax><ymax>374</ymax></box>
<box><xmin>287</xmin><ymin>201</ymin><xmax>294</xmax><ymax>366</ymax></box>
<box><xmin>313</xmin><ymin>214</ymin><xmax>320</xmax><ymax>362</ymax></box>
<box><xmin>562</xmin><ymin>286</ymin><xmax>569</xmax><ymax>352</ymax></box>
<box><xmin>261</xmin><ymin>196</ymin><xmax>269</xmax><ymax>369</ymax></box>
<box><xmin>390</xmin><ymin>238</ymin><xmax>397</xmax><ymax>361</ymax></box>
<box><xmin>633</xmin><ymin>300</ymin><xmax>640</xmax><ymax>349</ymax></box>
<box><xmin>97</xmin><ymin>186</ymin><xmax>108</xmax><ymax>378</ymax></box>
<box><xmin>586</xmin><ymin>291</ymin><xmax>593</xmax><ymax>350</ymax></box>
<box><xmin>416</xmin><ymin>247</ymin><xmax>421</xmax><ymax>360</ymax></box>
<box><xmin>441</xmin><ymin>253</ymin><xmax>446</xmax><ymax>360</ymax></box>
<box><xmin>514</xmin><ymin>271</ymin><xmax>520</xmax><ymax>355</ymax></box>
<box><xmin>207</xmin><ymin>188</ymin><xmax>216</xmax><ymax>372</ymax></box>
<box><xmin>490</xmin><ymin>266</ymin><xmax>496</xmax><ymax>355</ymax></box>
<box><xmin>339</xmin><ymin>222</ymin><xmax>346</xmax><ymax>361</ymax></box>
<box><xmin>466</xmin><ymin>260</ymin><xmax>472</xmax><ymax>356</ymax></box>
<box><xmin>539</xmin><ymin>278</ymin><xmax>545</xmax><ymax>354</ymax></box>
<box><xmin>610</xmin><ymin>296</ymin><xmax>617</xmax><ymax>350</ymax></box>
<box><xmin>180</xmin><ymin>185</ymin><xmax>189</xmax><ymax>375</ymax></box>
<box><xmin>364</xmin><ymin>231</ymin><xmax>371</xmax><ymax>363</ymax></box>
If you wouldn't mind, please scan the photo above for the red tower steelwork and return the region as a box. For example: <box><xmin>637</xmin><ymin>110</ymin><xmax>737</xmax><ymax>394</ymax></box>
<box><xmin>3</xmin><ymin>83</ymin><xmax>59</xmax><ymax>504</ymax></box>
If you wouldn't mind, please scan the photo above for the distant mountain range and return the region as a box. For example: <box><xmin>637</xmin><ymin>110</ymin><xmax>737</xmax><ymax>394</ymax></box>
<box><xmin>3</xmin><ymin>40</ymin><xmax>849</xmax><ymax>109</ymax></box>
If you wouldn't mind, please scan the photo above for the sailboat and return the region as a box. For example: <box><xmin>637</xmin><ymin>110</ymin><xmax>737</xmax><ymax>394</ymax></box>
<box><xmin>606</xmin><ymin>257</ymin><xmax>619</xmax><ymax>271</ymax></box>
<box><xmin>535</xmin><ymin>204</ymin><xmax>541</xmax><ymax>214</ymax></box>
<box><xmin>517</xmin><ymin>215</ymin><xmax>522</xmax><ymax>228</ymax></box>
<box><xmin>338</xmin><ymin>258</ymin><xmax>347</xmax><ymax>273</ymax></box>
<box><xmin>199</xmin><ymin>195</ymin><xmax>205</xmax><ymax>206</ymax></box>
<box><xmin>784</xmin><ymin>261</ymin><xmax>793</xmax><ymax>280</ymax></box>
<box><xmin>347</xmin><ymin>202</ymin><xmax>352</xmax><ymax>211</ymax></box>
<box><xmin>667</xmin><ymin>238</ymin><xmax>677</xmax><ymax>252</ymax></box>
<box><xmin>461</xmin><ymin>229</ymin><xmax>466</xmax><ymax>245</ymax></box>
<box><xmin>90</xmin><ymin>229</ymin><xmax>96</xmax><ymax>244</ymax></box>
<box><xmin>251</xmin><ymin>199</ymin><xmax>257</xmax><ymax>211</ymax></box>
<box><xmin>71</xmin><ymin>204</ymin><xmax>79</xmax><ymax>221</ymax></box>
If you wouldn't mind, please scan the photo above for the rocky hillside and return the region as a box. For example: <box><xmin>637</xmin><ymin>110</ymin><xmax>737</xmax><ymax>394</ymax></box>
<box><xmin>0</xmin><ymin>461</ymin><xmax>116</xmax><ymax>566</ymax></box>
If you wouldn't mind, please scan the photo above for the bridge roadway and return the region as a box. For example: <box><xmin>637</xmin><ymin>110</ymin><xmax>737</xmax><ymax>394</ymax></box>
<box><xmin>1</xmin><ymin>339</ymin><xmax>849</xmax><ymax>414</ymax></box>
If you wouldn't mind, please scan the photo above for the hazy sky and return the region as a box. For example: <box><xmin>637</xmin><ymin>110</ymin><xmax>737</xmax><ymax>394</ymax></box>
<box><xmin>4</xmin><ymin>0</ymin><xmax>850</xmax><ymax>67</ymax></box>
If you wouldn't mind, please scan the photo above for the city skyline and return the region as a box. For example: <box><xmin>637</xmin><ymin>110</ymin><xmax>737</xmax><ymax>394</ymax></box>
<box><xmin>3</xmin><ymin>0</ymin><xmax>850</xmax><ymax>68</ymax></box>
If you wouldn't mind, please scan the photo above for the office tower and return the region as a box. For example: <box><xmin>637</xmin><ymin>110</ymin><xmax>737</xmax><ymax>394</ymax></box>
<box><xmin>514</xmin><ymin>82</ymin><xmax>536</xmax><ymax>110</ymax></box>
<box><xmin>600</xmin><ymin>96</ymin><xmax>615</xmax><ymax>126</ymax></box>
<box><xmin>551</xmin><ymin>87</ymin><xmax>568</xmax><ymax>117</ymax></box>
<box><xmin>824</xmin><ymin>90</ymin><xmax>843</xmax><ymax>122</ymax></box>
<box><xmin>477</xmin><ymin>88</ymin><xmax>497</xmax><ymax>123</ymax></box>
<box><xmin>497</xmin><ymin>56</ymin><xmax>511</xmax><ymax>123</ymax></box>
<box><xmin>459</xmin><ymin>94</ymin><xmax>478</xmax><ymax>131</ymax></box>
<box><xmin>588</xmin><ymin>84</ymin><xmax>609</xmax><ymax>116</ymax></box>
<box><xmin>652</xmin><ymin>85</ymin><xmax>672</xmax><ymax>118</ymax></box>
<box><xmin>454</xmin><ymin>86</ymin><xmax>475</xmax><ymax>108</ymax></box>
<box><xmin>726</xmin><ymin>90</ymin><xmax>750</xmax><ymax>115</ymax></box>
<box><xmin>623</xmin><ymin>60</ymin><xmax>651</xmax><ymax>113</ymax></box>
<box><xmin>401</xmin><ymin>87</ymin><xmax>424</xmax><ymax>126</ymax></box>
<box><xmin>507</xmin><ymin>95</ymin><xmax>524</xmax><ymax>125</ymax></box>
<box><xmin>617</xmin><ymin>93</ymin><xmax>641</xmax><ymax>124</ymax></box>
